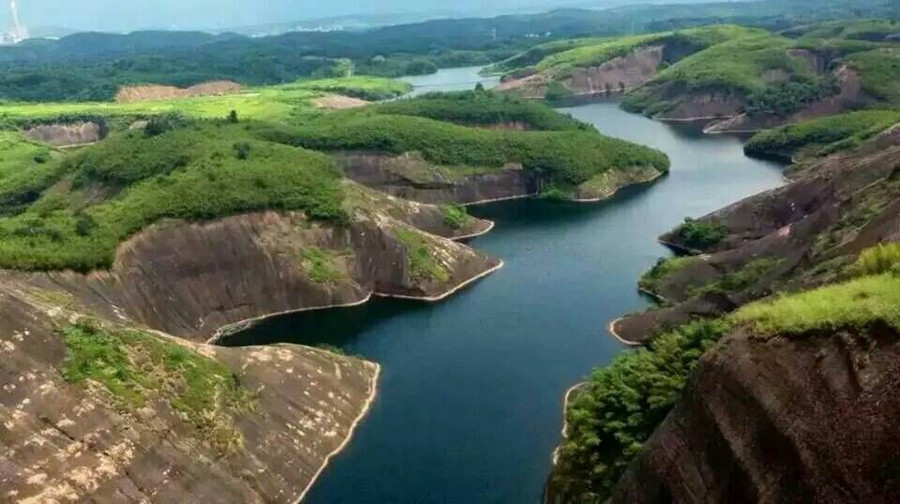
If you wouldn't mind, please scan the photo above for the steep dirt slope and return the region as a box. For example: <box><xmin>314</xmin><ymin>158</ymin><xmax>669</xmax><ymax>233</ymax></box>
<box><xmin>24</xmin><ymin>122</ymin><xmax>106</xmax><ymax>147</ymax></box>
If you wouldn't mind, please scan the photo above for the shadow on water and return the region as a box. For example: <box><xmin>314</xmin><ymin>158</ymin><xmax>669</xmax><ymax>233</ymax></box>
<box><xmin>219</xmin><ymin>297</ymin><xmax>430</xmax><ymax>351</ymax></box>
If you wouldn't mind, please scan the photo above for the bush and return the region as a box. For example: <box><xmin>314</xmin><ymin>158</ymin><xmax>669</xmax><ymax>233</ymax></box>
<box><xmin>440</xmin><ymin>204</ymin><xmax>470</xmax><ymax>229</ymax></box>
<box><xmin>255</xmin><ymin>112</ymin><xmax>669</xmax><ymax>191</ymax></box>
<box><xmin>0</xmin><ymin>122</ymin><xmax>348</xmax><ymax>271</ymax></box>
<box><xmin>853</xmin><ymin>242</ymin><xmax>900</xmax><ymax>277</ymax></box>
<box><xmin>372</xmin><ymin>90</ymin><xmax>588</xmax><ymax>131</ymax></box>
<box><xmin>674</xmin><ymin>218</ymin><xmax>728</xmax><ymax>250</ymax></box>
<box><xmin>553</xmin><ymin>320</ymin><xmax>732</xmax><ymax>501</ymax></box>
<box><xmin>233</xmin><ymin>141</ymin><xmax>252</xmax><ymax>160</ymax></box>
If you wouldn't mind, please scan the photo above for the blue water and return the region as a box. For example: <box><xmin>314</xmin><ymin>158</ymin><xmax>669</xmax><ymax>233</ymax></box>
<box><xmin>226</xmin><ymin>69</ymin><xmax>785</xmax><ymax>503</ymax></box>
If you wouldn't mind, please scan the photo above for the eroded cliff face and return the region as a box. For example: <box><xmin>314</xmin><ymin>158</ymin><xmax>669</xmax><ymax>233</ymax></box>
<box><xmin>33</xmin><ymin>195</ymin><xmax>498</xmax><ymax>343</ymax></box>
<box><xmin>24</xmin><ymin>122</ymin><xmax>105</xmax><ymax>147</ymax></box>
<box><xmin>336</xmin><ymin>152</ymin><xmax>539</xmax><ymax>205</ymax></box>
<box><xmin>0</xmin><ymin>179</ymin><xmax>501</xmax><ymax>502</ymax></box>
<box><xmin>0</xmin><ymin>275</ymin><xmax>378</xmax><ymax>503</ymax></box>
<box><xmin>497</xmin><ymin>45</ymin><xmax>665</xmax><ymax>99</ymax></box>
<box><xmin>612</xmin><ymin>324</ymin><xmax>900</xmax><ymax>503</ymax></box>
<box><xmin>598</xmin><ymin>126</ymin><xmax>900</xmax><ymax>503</ymax></box>
<box><xmin>614</xmin><ymin>125</ymin><xmax>900</xmax><ymax>343</ymax></box>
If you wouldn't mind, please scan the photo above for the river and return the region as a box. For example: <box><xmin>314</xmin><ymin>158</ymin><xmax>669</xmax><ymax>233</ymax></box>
<box><xmin>225</xmin><ymin>67</ymin><xmax>785</xmax><ymax>503</ymax></box>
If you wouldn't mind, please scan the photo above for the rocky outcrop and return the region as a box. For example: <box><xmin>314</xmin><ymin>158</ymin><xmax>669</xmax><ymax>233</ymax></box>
<box><xmin>24</xmin><ymin>122</ymin><xmax>105</xmax><ymax>147</ymax></box>
<box><xmin>705</xmin><ymin>65</ymin><xmax>864</xmax><ymax>134</ymax></box>
<box><xmin>32</xmin><ymin>202</ymin><xmax>498</xmax><ymax>343</ymax></box>
<box><xmin>612</xmin><ymin>324</ymin><xmax>900</xmax><ymax>503</ymax></box>
<box><xmin>613</xmin><ymin>124</ymin><xmax>900</xmax><ymax>343</ymax></box>
<box><xmin>0</xmin><ymin>273</ymin><xmax>379</xmax><ymax>504</ymax></box>
<box><xmin>574</xmin><ymin>165</ymin><xmax>664</xmax><ymax>202</ymax></box>
<box><xmin>0</xmin><ymin>176</ymin><xmax>503</xmax><ymax>503</ymax></box>
<box><xmin>655</xmin><ymin>90</ymin><xmax>746</xmax><ymax>122</ymax></box>
<box><xmin>568</xmin><ymin>46</ymin><xmax>665</xmax><ymax>96</ymax></box>
<box><xmin>115</xmin><ymin>81</ymin><xmax>243</xmax><ymax>103</ymax></box>
<box><xmin>498</xmin><ymin>46</ymin><xmax>665</xmax><ymax>99</ymax></box>
<box><xmin>336</xmin><ymin>152</ymin><xmax>539</xmax><ymax>205</ymax></box>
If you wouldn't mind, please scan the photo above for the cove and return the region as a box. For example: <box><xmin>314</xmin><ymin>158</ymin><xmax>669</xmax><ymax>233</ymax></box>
<box><xmin>221</xmin><ymin>68</ymin><xmax>785</xmax><ymax>503</ymax></box>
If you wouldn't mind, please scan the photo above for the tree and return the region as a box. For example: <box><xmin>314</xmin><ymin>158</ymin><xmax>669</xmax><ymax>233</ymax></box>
<box><xmin>228</xmin><ymin>110</ymin><xmax>239</xmax><ymax>123</ymax></box>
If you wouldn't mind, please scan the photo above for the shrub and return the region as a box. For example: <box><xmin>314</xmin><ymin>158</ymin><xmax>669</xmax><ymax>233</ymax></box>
<box><xmin>441</xmin><ymin>204</ymin><xmax>470</xmax><ymax>229</ymax></box>
<box><xmin>233</xmin><ymin>141</ymin><xmax>252</xmax><ymax>160</ymax></box>
<box><xmin>852</xmin><ymin>242</ymin><xmax>900</xmax><ymax>277</ymax></box>
<box><xmin>60</xmin><ymin>321</ymin><xmax>255</xmax><ymax>455</ymax></box>
<box><xmin>674</xmin><ymin>218</ymin><xmax>728</xmax><ymax>250</ymax></box>
<box><xmin>554</xmin><ymin>320</ymin><xmax>732</xmax><ymax>501</ymax></box>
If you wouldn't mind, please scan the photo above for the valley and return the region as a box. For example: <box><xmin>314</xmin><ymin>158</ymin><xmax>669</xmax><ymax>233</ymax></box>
<box><xmin>1</xmin><ymin>4</ymin><xmax>899</xmax><ymax>503</ymax></box>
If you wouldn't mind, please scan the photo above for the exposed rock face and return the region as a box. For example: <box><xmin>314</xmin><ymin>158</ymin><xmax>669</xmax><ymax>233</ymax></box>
<box><xmin>612</xmin><ymin>324</ymin><xmax>900</xmax><ymax>503</ymax></box>
<box><xmin>498</xmin><ymin>46</ymin><xmax>664</xmax><ymax>99</ymax></box>
<box><xmin>568</xmin><ymin>46</ymin><xmax>665</xmax><ymax>96</ymax></box>
<box><xmin>0</xmin><ymin>179</ymin><xmax>501</xmax><ymax>502</ymax></box>
<box><xmin>705</xmin><ymin>66</ymin><xmax>864</xmax><ymax>134</ymax></box>
<box><xmin>0</xmin><ymin>274</ymin><xmax>379</xmax><ymax>503</ymax></box>
<box><xmin>336</xmin><ymin>152</ymin><xmax>539</xmax><ymax>205</ymax></box>
<box><xmin>115</xmin><ymin>81</ymin><xmax>243</xmax><ymax>103</ymax></box>
<box><xmin>34</xmin><ymin>206</ymin><xmax>498</xmax><ymax>343</ymax></box>
<box><xmin>574</xmin><ymin>165</ymin><xmax>664</xmax><ymax>202</ymax></box>
<box><xmin>613</xmin><ymin>124</ymin><xmax>900</xmax><ymax>343</ymax></box>
<box><xmin>24</xmin><ymin>122</ymin><xmax>105</xmax><ymax>147</ymax></box>
<box><xmin>655</xmin><ymin>90</ymin><xmax>746</xmax><ymax>121</ymax></box>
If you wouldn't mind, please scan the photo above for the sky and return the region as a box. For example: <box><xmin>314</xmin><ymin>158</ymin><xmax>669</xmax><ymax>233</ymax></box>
<box><xmin>3</xmin><ymin>0</ymin><xmax>606</xmax><ymax>32</ymax></box>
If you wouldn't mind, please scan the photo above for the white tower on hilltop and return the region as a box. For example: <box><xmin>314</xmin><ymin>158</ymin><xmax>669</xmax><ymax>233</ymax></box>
<box><xmin>8</xmin><ymin>0</ymin><xmax>27</xmax><ymax>43</ymax></box>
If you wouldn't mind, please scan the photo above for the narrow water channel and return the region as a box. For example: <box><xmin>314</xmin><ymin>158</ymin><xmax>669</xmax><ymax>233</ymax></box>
<box><xmin>223</xmin><ymin>68</ymin><xmax>785</xmax><ymax>503</ymax></box>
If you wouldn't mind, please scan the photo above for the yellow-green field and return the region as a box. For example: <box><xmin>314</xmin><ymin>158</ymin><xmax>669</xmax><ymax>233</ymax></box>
<box><xmin>0</xmin><ymin>76</ymin><xmax>412</xmax><ymax>124</ymax></box>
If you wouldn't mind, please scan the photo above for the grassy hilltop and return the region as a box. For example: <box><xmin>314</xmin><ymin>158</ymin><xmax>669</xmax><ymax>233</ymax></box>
<box><xmin>0</xmin><ymin>78</ymin><xmax>668</xmax><ymax>272</ymax></box>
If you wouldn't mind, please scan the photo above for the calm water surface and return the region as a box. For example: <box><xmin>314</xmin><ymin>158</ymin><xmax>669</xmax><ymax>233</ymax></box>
<box><xmin>226</xmin><ymin>70</ymin><xmax>785</xmax><ymax>503</ymax></box>
<box><xmin>400</xmin><ymin>66</ymin><xmax>500</xmax><ymax>96</ymax></box>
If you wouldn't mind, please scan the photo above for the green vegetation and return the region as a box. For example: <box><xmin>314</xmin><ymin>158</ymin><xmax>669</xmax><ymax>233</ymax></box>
<box><xmin>394</xmin><ymin>227</ymin><xmax>449</xmax><ymax>283</ymax></box>
<box><xmin>535</xmin><ymin>34</ymin><xmax>666</xmax><ymax>74</ymax></box>
<box><xmin>559</xmin><ymin>258</ymin><xmax>900</xmax><ymax>500</ymax></box>
<box><xmin>299</xmin><ymin>247</ymin><xmax>346</xmax><ymax>284</ymax></box>
<box><xmin>440</xmin><ymin>204</ymin><xmax>471</xmax><ymax>230</ymax></box>
<box><xmin>372</xmin><ymin>91</ymin><xmax>587</xmax><ymax>131</ymax></box>
<box><xmin>745</xmin><ymin>110</ymin><xmax>900</xmax><ymax>159</ymax></box>
<box><xmin>555</xmin><ymin>319</ymin><xmax>732</xmax><ymax>501</ymax></box>
<box><xmin>60</xmin><ymin>321</ymin><xmax>255</xmax><ymax>454</ymax></box>
<box><xmin>485</xmin><ymin>38</ymin><xmax>607</xmax><ymax>75</ymax></box>
<box><xmin>845</xmin><ymin>47</ymin><xmax>900</xmax><ymax>105</ymax></box>
<box><xmin>288</xmin><ymin>76</ymin><xmax>412</xmax><ymax>101</ymax></box>
<box><xmin>0</xmin><ymin>122</ymin><xmax>346</xmax><ymax>271</ymax></box>
<box><xmin>655</xmin><ymin>32</ymin><xmax>813</xmax><ymax>95</ymax></box>
<box><xmin>852</xmin><ymin>243</ymin><xmax>900</xmax><ymax>277</ymax></box>
<box><xmin>639</xmin><ymin>256</ymin><xmax>697</xmax><ymax>295</ymax></box>
<box><xmin>0</xmin><ymin>76</ymin><xmax>410</xmax><ymax>124</ymax></box>
<box><xmin>689</xmin><ymin>258</ymin><xmax>781</xmax><ymax>297</ymax></box>
<box><xmin>733</xmin><ymin>273</ymin><xmax>900</xmax><ymax>336</ymax></box>
<box><xmin>673</xmin><ymin>218</ymin><xmax>728</xmax><ymax>250</ymax></box>
<box><xmin>258</xmin><ymin>112</ymin><xmax>669</xmax><ymax>191</ymax></box>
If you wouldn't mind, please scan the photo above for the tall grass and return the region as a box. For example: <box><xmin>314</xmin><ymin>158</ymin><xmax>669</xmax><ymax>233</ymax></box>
<box><xmin>733</xmin><ymin>273</ymin><xmax>900</xmax><ymax>336</ymax></box>
<box><xmin>853</xmin><ymin>242</ymin><xmax>900</xmax><ymax>277</ymax></box>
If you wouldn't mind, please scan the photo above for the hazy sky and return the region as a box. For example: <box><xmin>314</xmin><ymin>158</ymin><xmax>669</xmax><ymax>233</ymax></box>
<box><xmin>4</xmin><ymin>0</ymin><xmax>598</xmax><ymax>32</ymax></box>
